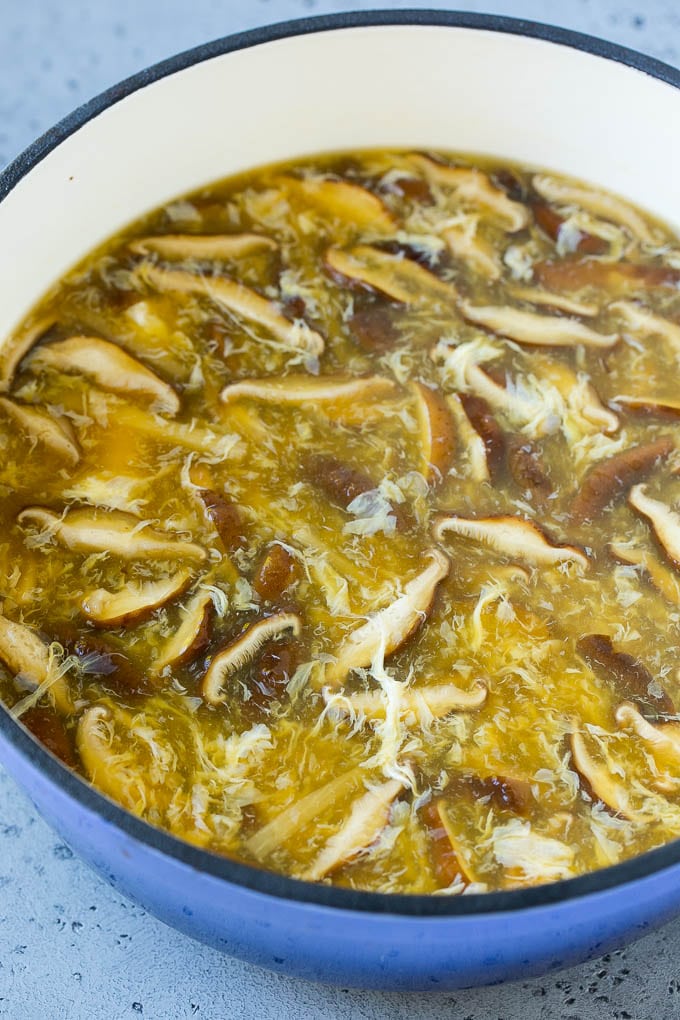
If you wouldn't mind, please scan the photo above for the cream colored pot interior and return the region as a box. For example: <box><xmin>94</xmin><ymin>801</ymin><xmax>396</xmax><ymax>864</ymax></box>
<box><xmin>0</xmin><ymin>23</ymin><xmax>678</xmax><ymax>340</ymax></box>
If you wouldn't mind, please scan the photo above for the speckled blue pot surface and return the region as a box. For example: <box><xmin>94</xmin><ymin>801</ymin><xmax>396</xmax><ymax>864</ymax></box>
<box><xmin>1</xmin><ymin>11</ymin><xmax>680</xmax><ymax>991</ymax></box>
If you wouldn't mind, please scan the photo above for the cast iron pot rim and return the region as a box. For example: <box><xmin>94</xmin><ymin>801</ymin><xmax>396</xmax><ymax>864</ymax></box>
<box><xmin>1</xmin><ymin>9</ymin><xmax>679</xmax><ymax>919</ymax></box>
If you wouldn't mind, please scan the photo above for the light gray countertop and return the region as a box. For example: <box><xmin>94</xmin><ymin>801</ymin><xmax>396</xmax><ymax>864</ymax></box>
<box><xmin>1</xmin><ymin>2</ymin><xmax>679</xmax><ymax>1017</ymax></box>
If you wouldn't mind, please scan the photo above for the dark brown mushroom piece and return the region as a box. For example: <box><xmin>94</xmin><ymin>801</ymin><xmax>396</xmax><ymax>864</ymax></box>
<box><xmin>458</xmin><ymin>394</ymin><xmax>506</xmax><ymax>482</ymax></box>
<box><xmin>507</xmin><ymin>439</ymin><xmax>553</xmax><ymax>507</ymax></box>
<box><xmin>571</xmin><ymin>436</ymin><xmax>673</xmax><ymax>523</ymax></box>
<box><xmin>347</xmin><ymin>302</ymin><xmax>399</xmax><ymax>353</ymax></box>
<box><xmin>252</xmin><ymin>544</ymin><xmax>300</xmax><ymax>602</ymax></box>
<box><xmin>197</xmin><ymin>489</ymin><xmax>248</xmax><ymax>554</ymax></box>
<box><xmin>248</xmin><ymin>639</ymin><xmax>301</xmax><ymax>712</ymax></box>
<box><xmin>531</xmin><ymin>203</ymin><xmax>607</xmax><ymax>254</ymax></box>
<box><xmin>533</xmin><ymin>258</ymin><xmax>680</xmax><ymax>296</ymax></box>
<box><xmin>577</xmin><ymin>633</ymin><xmax>674</xmax><ymax>720</ymax></box>
<box><xmin>21</xmin><ymin>707</ymin><xmax>77</xmax><ymax>768</ymax></box>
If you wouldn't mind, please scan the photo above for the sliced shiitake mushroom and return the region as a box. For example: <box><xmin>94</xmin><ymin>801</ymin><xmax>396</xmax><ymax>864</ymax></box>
<box><xmin>152</xmin><ymin>589</ymin><xmax>214</xmax><ymax>674</ymax></box>
<box><xmin>409</xmin><ymin>381</ymin><xmax>457</xmax><ymax>483</ymax></box>
<box><xmin>576</xmin><ymin>633</ymin><xmax>673</xmax><ymax>718</ymax></box>
<box><xmin>328</xmin><ymin>680</ymin><xmax>487</xmax><ymax>722</ymax></box>
<box><xmin>434</xmin><ymin>515</ymin><xmax>588</xmax><ymax>568</ymax></box>
<box><xmin>0</xmin><ymin>315</ymin><xmax>54</xmax><ymax>390</ymax></box>
<box><xmin>220</xmin><ymin>373</ymin><xmax>398</xmax><ymax>410</ymax></box>
<box><xmin>508</xmin><ymin>286</ymin><xmax>598</xmax><ymax>317</ymax></box>
<box><xmin>28</xmin><ymin>336</ymin><xmax>180</xmax><ymax>415</ymax></box>
<box><xmin>202</xmin><ymin>612</ymin><xmax>302</xmax><ymax>705</ymax></box>
<box><xmin>614</xmin><ymin>395</ymin><xmax>680</xmax><ymax>418</ymax></box>
<box><xmin>18</xmin><ymin>507</ymin><xmax>207</xmax><ymax>562</ymax></box>
<box><xmin>532</xmin><ymin>175</ymin><xmax>660</xmax><ymax>244</ymax></box>
<box><xmin>278</xmin><ymin>176</ymin><xmax>396</xmax><ymax>233</ymax></box>
<box><xmin>533</xmin><ymin>258</ymin><xmax>680</xmax><ymax>296</ymax></box>
<box><xmin>571</xmin><ymin>437</ymin><xmax>673</xmax><ymax>523</ymax></box>
<box><xmin>0</xmin><ymin>612</ymin><xmax>73</xmax><ymax>716</ymax></box>
<box><xmin>325</xmin><ymin>245</ymin><xmax>457</xmax><ymax>305</ymax></box>
<box><xmin>81</xmin><ymin>569</ymin><xmax>194</xmax><ymax>627</ymax></box>
<box><xmin>324</xmin><ymin>549</ymin><xmax>450</xmax><ymax>686</ymax></box>
<box><xmin>137</xmin><ymin>263</ymin><xmax>324</xmax><ymax>355</ymax></box>
<box><xmin>442</xmin><ymin>221</ymin><xmax>502</xmax><ymax>280</ymax></box>
<box><xmin>252</xmin><ymin>544</ymin><xmax>300</xmax><ymax>602</ymax></box>
<box><xmin>130</xmin><ymin>233</ymin><xmax>278</xmax><ymax>260</ymax></box>
<box><xmin>459</xmin><ymin>301</ymin><xmax>617</xmax><ymax>349</ymax></box>
<box><xmin>610</xmin><ymin>541</ymin><xmax>680</xmax><ymax>606</ymax></box>
<box><xmin>0</xmin><ymin>397</ymin><xmax>80</xmax><ymax>464</ymax></box>
<box><xmin>616</xmin><ymin>702</ymin><xmax>680</xmax><ymax>781</ymax></box>
<box><xmin>303</xmin><ymin>778</ymin><xmax>404</xmax><ymax>881</ymax></box>
<box><xmin>445</xmin><ymin>393</ymin><xmax>491</xmax><ymax>482</ymax></box>
<box><xmin>570</xmin><ymin>727</ymin><xmax>639</xmax><ymax>820</ymax></box>
<box><xmin>628</xmin><ymin>484</ymin><xmax>680</xmax><ymax>569</ymax></box>
<box><xmin>411</xmin><ymin>154</ymin><xmax>530</xmax><ymax>231</ymax></box>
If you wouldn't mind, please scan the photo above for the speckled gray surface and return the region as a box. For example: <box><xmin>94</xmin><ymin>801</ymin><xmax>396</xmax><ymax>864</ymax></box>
<box><xmin>1</xmin><ymin>2</ymin><xmax>679</xmax><ymax>1018</ymax></box>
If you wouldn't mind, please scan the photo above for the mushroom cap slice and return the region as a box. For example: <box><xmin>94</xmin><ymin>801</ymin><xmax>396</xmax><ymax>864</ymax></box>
<box><xmin>28</xmin><ymin>336</ymin><xmax>180</xmax><ymax>415</ymax></box>
<box><xmin>303</xmin><ymin>778</ymin><xmax>404</xmax><ymax>882</ymax></box>
<box><xmin>329</xmin><ymin>680</ymin><xmax>487</xmax><ymax>722</ymax></box>
<box><xmin>202</xmin><ymin>612</ymin><xmax>302</xmax><ymax>705</ymax></box>
<box><xmin>220</xmin><ymin>373</ymin><xmax>398</xmax><ymax>410</ymax></box>
<box><xmin>137</xmin><ymin>263</ymin><xmax>324</xmax><ymax>355</ymax></box>
<box><xmin>278</xmin><ymin>176</ymin><xmax>396</xmax><ymax>233</ymax></box>
<box><xmin>81</xmin><ymin>569</ymin><xmax>194</xmax><ymax>627</ymax></box>
<box><xmin>130</xmin><ymin>233</ymin><xmax>277</xmax><ymax>260</ymax></box>
<box><xmin>409</xmin><ymin>381</ymin><xmax>457</xmax><ymax>483</ymax></box>
<box><xmin>628</xmin><ymin>484</ymin><xmax>680</xmax><ymax>570</ymax></box>
<box><xmin>325</xmin><ymin>245</ymin><xmax>457</xmax><ymax>305</ymax></box>
<box><xmin>610</xmin><ymin>300</ymin><xmax>680</xmax><ymax>354</ymax></box>
<box><xmin>445</xmin><ymin>393</ymin><xmax>490</xmax><ymax>481</ymax></box>
<box><xmin>442</xmin><ymin>221</ymin><xmax>502</xmax><ymax>280</ymax></box>
<box><xmin>532</xmin><ymin>175</ymin><xmax>660</xmax><ymax>244</ymax></box>
<box><xmin>0</xmin><ymin>315</ymin><xmax>54</xmax><ymax>390</ymax></box>
<box><xmin>614</xmin><ymin>395</ymin><xmax>680</xmax><ymax>418</ymax></box>
<box><xmin>0</xmin><ymin>397</ymin><xmax>80</xmax><ymax>464</ymax></box>
<box><xmin>571</xmin><ymin>437</ymin><xmax>673</xmax><ymax>524</ymax></box>
<box><xmin>616</xmin><ymin>702</ymin><xmax>680</xmax><ymax>782</ymax></box>
<box><xmin>0</xmin><ymin>613</ymin><xmax>73</xmax><ymax>715</ymax></box>
<box><xmin>434</xmin><ymin>515</ymin><xmax>588</xmax><ymax>568</ymax></box>
<box><xmin>459</xmin><ymin>300</ymin><xmax>618</xmax><ymax>349</ymax></box>
<box><xmin>18</xmin><ymin>507</ymin><xmax>207</xmax><ymax>562</ymax></box>
<box><xmin>77</xmin><ymin>706</ymin><xmax>147</xmax><ymax>812</ymax></box>
<box><xmin>152</xmin><ymin>588</ymin><xmax>214</xmax><ymax>674</ymax></box>
<box><xmin>411</xmin><ymin>155</ymin><xmax>530</xmax><ymax>232</ymax></box>
<box><xmin>508</xmin><ymin>286</ymin><xmax>598</xmax><ymax>317</ymax></box>
<box><xmin>324</xmin><ymin>549</ymin><xmax>450</xmax><ymax>686</ymax></box>
<box><xmin>570</xmin><ymin>728</ymin><xmax>640</xmax><ymax>820</ymax></box>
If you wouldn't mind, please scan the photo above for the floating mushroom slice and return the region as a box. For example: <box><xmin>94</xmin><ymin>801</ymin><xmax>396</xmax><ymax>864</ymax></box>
<box><xmin>459</xmin><ymin>300</ymin><xmax>617</xmax><ymax>349</ymax></box>
<box><xmin>0</xmin><ymin>397</ymin><xmax>80</xmax><ymax>464</ymax></box>
<box><xmin>629</xmin><ymin>484</ymin><xmax>680</xmax><ymax>570</ymax></box>
<box><xmin>202</xmin><ymin>612</ymin><xmax>302</xmax><ymax>705</ymax></box>
<box><xmin>329</xmin><ymin>680</ymin><xmax>487</xmax><ymax>722</ymax></box>
<box><xmin>152</xmin><ymin>589</ymin><xmax>214</xmax><ymax>673</ymax></box>
<box><xmin>570</xmin><ymin>728</ymin><xmax>640</xmax><ymax>820</ymax></box>
<box><xmin>442</xmin><ymin>221</ymin><xmax>502</xmax><ymax>279</ymax></box>
<box><xmin>508</xmin><ymin>286</ymin><xmax>598</xmax><ymax>317</ymax></box>
<box><xmin>0</xmin><ymin>315</ymin><xmax>54</xmax><ymax>389</ymax></box>
<box><xmin>532</xmin><ymin>175</ymin><xmax>660</xmax><ymax>244</ymax></box>
<box><xmin>324</xmin><ymin>550</ymin><xmax>450</xmax><ymax>687</ymax></box>
<box><xmin>534</xmin><ymin>258</ymin><xmax>680</xmax><ymax>296</ymax></box>
<box><xmin>409</xmin><ymin>381</ymin><xmax>457</xmax><ymax>482</ymax></box>
<box><xmin>457</xmin><ymin>394</ymin><xmax>506</xmax><ymax>479</ymax></box>
<box><xmin>325</xmin><ymin>245</ymin><xmax>457</xmax><ymax>305</ymax></box>
<box><xmin>411</xmin><ymin>154</ymin><xmax>529</xmax><ymax>231</ymax></box>
<box><xmin>610</xmin><ymin>300</ymin><xmax>680</xmax><ymax>354</ymax></box>
<box><xmin>434</xmin><ymin>515</ymin><xmax>588</xmax><ymax>568</ymax></box>
<box><xmin>137</xmin><ymin>263</ymin><xmax>324</xmax><ymax>355</ymax></box>
<box><xmin>28</xmin><ymin>336</ymin><xmax>180</xmax><ymax>415</ymax></box>
<box><xmin>445</xmin><ymin>394</ymin><xmax>490</xmax><ymax>481</ymax></box>
<box><xmin>531</xmin><ymin>202</ymin><xmax>607</xmax><ymax>254</ymax></box>
<box><xmin>576</xmin><ymin>633</ymin><xmax>674</xmax><ymax>718</ymax></box>
<box><xmin>246</xmin><ymin>767</ymin><xmax>365</xmax><ymax>860</ymax></box>
<box><xmin>220</xmin><ymin>373</ymin><xmax>398</xmax><ymax>413</ymax></box>
<box><xmin>614</xmin><ymin>395</ymin><xmax>680</xmax><ymax>418</ymax></box>
<box><xmin>279</xmin><ymin>176</ymin><xmax>396</xmax><ymax>233</ymax></box>
<box><xmin>610</xmin><ymin>541</ymin><xmax>680</xmax><ymax>607</ymax></box>
<box><xmin>571</xmin><ymin>437</ymin><xmax>673</xmax><ymax>523</ymax></box>
<box><xmin>458</xmin><ymin>363</ymin><xmax>560</xmax><ymax>439</ymax></box>
<box><xmin>616</xmin><ymin>703</ymin><xmax>680</xmax><ymax>779</ymax></box>
<box><xmin>77</xmin><ymin>706</ymin><xmax>148</xmax><ymax>812</ymax></box>
<box><xmin>303</xmin><ymin>778</ymin><xmax>404</xmax><ymax>882</ymax></box>
<box><xmin>0</xmin><ymin>613</ymin><xmax>73</xmax><ymax>716</ymax></box>
<box><xmin>130</xmin><ymin>232</ymin><xmax>278</xmax><ymax>260</ymax></box>
<box><xmin>507</xmin><ymin>439</ymin><xmax>553</xmax><ymax>507</ymax></box>
<box><xmin>81</xmin><ymin>569</ymin><xmax>194</xmax><ymax>627</ymax></box>
<box><xmin>18</xmin><ymin>507</ymin><xmax>207</xmax><ymax>562</ymax></box>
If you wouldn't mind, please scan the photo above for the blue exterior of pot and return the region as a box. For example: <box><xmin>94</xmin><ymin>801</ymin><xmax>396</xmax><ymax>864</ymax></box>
<box><xmin>1</xmin><ymin>11</ymin><xmax>680</xmax><ymax>992</ymax></box>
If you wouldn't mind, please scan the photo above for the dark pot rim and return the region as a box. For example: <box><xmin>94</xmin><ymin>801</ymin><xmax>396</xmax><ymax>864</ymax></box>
<box><xmin>1</xmin><ymin>9</ymin><xmax>679</xmax><ymax>919</ymax></box>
